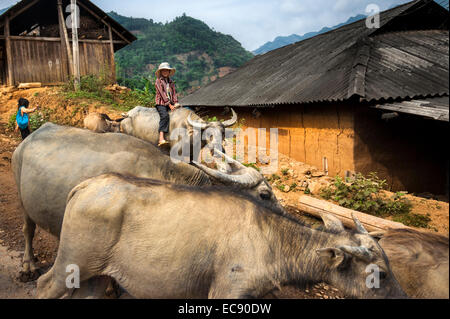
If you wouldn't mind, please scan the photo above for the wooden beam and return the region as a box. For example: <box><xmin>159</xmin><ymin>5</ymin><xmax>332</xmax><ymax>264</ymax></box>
<box><xmin>0</xmin><ymin>0</ymin><xmax>40</xmax><ymax>29</ymax></box>
<box><xmin>57</xmin><ymin>0</ymin><xmax>73</xmax><ymax>77</ymax></box>
<box><xmin>76</xmin><ymin>0</ymin><xmax>131</xmax><ymax>45</ymax></box>
<box><xmin>108</xmin><ymin>25</ymin><xmax>116</xmax><ymax>83</ymax></box>
<box><xmin>10</xmin><ymin>36</ymin><xmax>61</xmax><ymax>41</ymax></box>
<box><xmin>298</xmin><ymin>195</ymin><xmax>410</xmax><ymax>232</ymax></box>
<box><xmin>7</xmin><ymin>36</ymin><xmax>127</xmax><ymax>44</ymax></box>
<box><xmin>4</xmin><ymin>15</ymin><xmax>14</xmax><ymax>86</ymax></box>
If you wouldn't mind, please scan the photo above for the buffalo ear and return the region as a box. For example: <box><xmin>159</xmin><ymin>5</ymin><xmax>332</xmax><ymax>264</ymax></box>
<box><xmin>316</xmin><ymin>248</ymin><xmax>346</xmax><ymax>269</ymax></box>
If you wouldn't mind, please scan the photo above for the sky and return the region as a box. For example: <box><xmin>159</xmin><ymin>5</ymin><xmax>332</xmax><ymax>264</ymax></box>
<box><xmin>1</xmin><ymin>0</ymin><xmax>415</xmax><ymax>51</ymax></box>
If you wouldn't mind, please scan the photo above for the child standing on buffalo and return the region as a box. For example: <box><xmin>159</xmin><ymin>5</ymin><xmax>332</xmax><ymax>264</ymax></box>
<box><xmin>155</xmin><ymin>62</ymin><xmax>179</xmax><ymax>147</ymax></box>
<box><xmin>15</xmin><ymin>97</ymin><xmax>37</xmax><ymax>140</ymax></box>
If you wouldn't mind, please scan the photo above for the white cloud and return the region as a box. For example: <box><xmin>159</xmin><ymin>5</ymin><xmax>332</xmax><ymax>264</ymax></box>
<box><xmin>1</xmin><ymin>0</ymin><xmax>412</xmax><ymax>51</ymax></box>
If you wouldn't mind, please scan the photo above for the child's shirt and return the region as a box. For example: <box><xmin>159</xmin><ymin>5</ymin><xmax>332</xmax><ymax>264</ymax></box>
<box><xmin>155</xmin><ymin>77</ymin><xmax>178</xmax><ymax>106</ymax></box>
<box><xmin>16</xmin><ymin>106</ymin><xmax>29</xmax><ymax>130</ymax></box>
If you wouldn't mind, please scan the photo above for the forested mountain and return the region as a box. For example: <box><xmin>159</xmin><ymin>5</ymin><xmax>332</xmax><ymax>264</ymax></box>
<box><xmin>253</xmin><ymin>14</ymin><xmax>366</xmax><ymax>55</ymax></box>
<box><xmin>109</xmin><ymin>12</ymin><xmax>254</xmax><ymax>95</ymax></box>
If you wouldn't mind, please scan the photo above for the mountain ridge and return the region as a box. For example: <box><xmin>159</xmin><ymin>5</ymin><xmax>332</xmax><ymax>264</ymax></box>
<box><xmin>253</xmin><ymin>14</ymin><xmax>367</xmax><ymax>55</ymax></box>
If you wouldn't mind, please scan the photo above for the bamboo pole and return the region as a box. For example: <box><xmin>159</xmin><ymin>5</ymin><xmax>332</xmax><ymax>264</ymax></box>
<box><xmin>71</xmin><ymin>0</ymin><xmax>80</xmax><ymax>90</ymax></box>
<box><xmin>4</xmin><ymin>15</ymin><xmax>13</xmax><ymax>86</ymax></box>
<box><xmin>298</xmin><ymin>195</ymin><xmax>410</xmax><ymax>232</ymax></box>
<box><xmin>108</xmin><ymin>25</ymin><xmax>116</xmax><ymax>83</ymax></box>
<box><xmin>57</xmin><ymin>0</ymin><xmax>72</xmax><ymax>79</ymax></box>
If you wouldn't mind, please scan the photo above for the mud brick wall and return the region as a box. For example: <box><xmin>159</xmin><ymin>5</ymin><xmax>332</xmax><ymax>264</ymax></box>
<box><xmin>203</xmin><ymin>104</ymin><xmax>448</xmax><ymax>195</ymax></box>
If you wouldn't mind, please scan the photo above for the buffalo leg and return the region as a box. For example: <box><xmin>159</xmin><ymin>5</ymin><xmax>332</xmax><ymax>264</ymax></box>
<box><xmin>20</xmin><ymin>214</ymin><xmax>39</xmax><ymax>282</ymax></box>
<box><xmin>36</xmin><ymin>266</ymin><xmax>67</xmax><ymax>299</ymax></box>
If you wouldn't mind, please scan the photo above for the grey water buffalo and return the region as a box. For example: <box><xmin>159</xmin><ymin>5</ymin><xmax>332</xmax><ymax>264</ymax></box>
<box><xmin>370</xmin><ymin>228</ymin><xmax>449</xmax><ymax>299</ymax></box>
<box><xmin>83</xmin><ymin>112</ymin><xmax>121</xmax><ymax>133</ymax></box>
<box><xmin>12</xmin><ymin>123</ymin><xmax>280</xmax><ymax>278</ymax></box>
<box><xmin>37</xmin><ymin>173</ymin><xmax>407</xmax><ymax>299</ymax></box>
<box><xmin>120</xmin><ymin>106</ymin><xmax>237</xmax><ymax>164</ymax></box>
<box><xmin>319</xmin><ymin>213</ymin><xmax>449</xmax><ymax>299</ymax></box>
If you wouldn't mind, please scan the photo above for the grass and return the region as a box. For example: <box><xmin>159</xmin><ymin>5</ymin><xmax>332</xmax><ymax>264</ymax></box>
<box><xmin>242</xmin><ymin>163</ymin><xmax>260</xmax><ymax>171</ymax></box>
<box><xmin>62</xmin><ymin>74</ymin><xmax>155</xmax><ymax>112</ymax></box>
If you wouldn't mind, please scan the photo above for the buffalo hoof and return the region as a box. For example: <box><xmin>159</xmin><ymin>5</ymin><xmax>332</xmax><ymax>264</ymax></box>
<box><xmin>18</xmin><ymin>269</ymin><xmax>41</xmax><ymax>282</ymax></box>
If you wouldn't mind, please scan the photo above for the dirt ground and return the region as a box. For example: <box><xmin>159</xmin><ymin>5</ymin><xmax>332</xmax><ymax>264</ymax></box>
<box><xmin>0</xmin><ymin>87</ymin><xmax>447</xmax><ymax>299</ymax></box>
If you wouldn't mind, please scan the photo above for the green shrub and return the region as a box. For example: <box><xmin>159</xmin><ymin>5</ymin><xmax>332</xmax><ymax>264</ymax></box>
<box><xmin>268</xmin><ymin>174</ymin><xmax>280</xmax><ymax>182</ymax></box>
<box><xmin>7</xmin><ymin>112</ymin><xmax>16</xmax><ymax>130</ymax></box>
<box><xmin>393</xmin><ymin>213</ymin><xmax>432</xmax><ymax>229</ymax></box>
<box><xmin>320</xmin><ymin>172</ymin><xmax>424</xmax><ymax>227</ymax></box>
<box><xmin>242</xmin><ymin>163</ymin><xmax>260</xmax><ymax>171</ymax></box>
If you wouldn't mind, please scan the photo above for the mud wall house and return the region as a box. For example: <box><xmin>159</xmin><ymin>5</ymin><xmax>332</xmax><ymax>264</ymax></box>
<box><xmin>0</xmin><ymin>0</ymin><xmax>136</xmax><ymax>86</ymax></box>
<box><xmin>181</xmin><ymin>0</ymin><xmax>449</xmax><ymax>196</ymax></box>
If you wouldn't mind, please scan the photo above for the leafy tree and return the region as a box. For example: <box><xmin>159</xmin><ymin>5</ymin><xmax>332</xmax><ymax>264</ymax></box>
<box><xmin>110</xmin><ymin>12</ymin><xmax>254</xmax><ymax>95</ymax></box>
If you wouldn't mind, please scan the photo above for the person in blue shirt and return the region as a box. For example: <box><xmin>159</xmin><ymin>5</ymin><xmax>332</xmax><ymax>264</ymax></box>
<box><xmin>15</xmin><ymin>98</ymin><xmax>37</xmax><ymax>140</ymax></box>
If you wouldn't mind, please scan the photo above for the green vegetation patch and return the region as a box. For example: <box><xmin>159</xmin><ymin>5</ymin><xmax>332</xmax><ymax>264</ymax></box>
<box><xmin>319</xmin><ymin>173</ymin><xmax>428</xmax><ymax>228</ymax></box>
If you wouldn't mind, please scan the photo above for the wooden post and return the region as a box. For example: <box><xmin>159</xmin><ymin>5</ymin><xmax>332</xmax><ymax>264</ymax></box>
<box><xmin>4</xmin><ymin>15</ymin><xmax>14</xmax><ymax>86</ymax></box>
<box><xmin>108</xmin><ymin>25</ymin><xmax>116</xmax><ymax>83</ymax></box>
<box><xmin>71</xmin><ymin>0</ymin><xmax>80</xmax><ymax>90</ymax></box>
<box><xmin>298</xmin><ymin>195</ymin><xmax>411</xmax><ymax>232</ymax></box>
<box><xmin>57</xmin><ymin>0</ymin><xmax>73</xmax><ymax>78</ymax></box>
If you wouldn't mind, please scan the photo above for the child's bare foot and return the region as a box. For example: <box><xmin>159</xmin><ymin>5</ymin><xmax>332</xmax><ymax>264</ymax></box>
<box><xmin>158</xmin><ymin>140</ymin><xmax>169</xmax><ymax>147</ymax></box>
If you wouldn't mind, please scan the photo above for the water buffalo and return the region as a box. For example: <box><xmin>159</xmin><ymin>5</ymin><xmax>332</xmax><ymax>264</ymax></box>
<box><xmin>37</xmin><ymin>173</ymin><xmax>407</xmax><ymax>299</ymax></box>
<box><xmin>370</xmin><ymin>228</ymin><xmax>449</xmax><ymax>299</ymax></box>
<box><xmin>12</xmin><ymin>123</ymin><xmax>280</xmax><ymax>278</ymax></box>
<box><xmin>319</xmin><ymin>213</ymin><xmax>449</xmax><ymax>299</ymax></box>
<box><xmin>83</xmin><ymin>112</ymin><xmax>121</xmax><ymax>133</ymax></box>
<box><xmin>120</xmin><ymin>106</ymin><xmax>237</xmax><ymax>170</ymax></box>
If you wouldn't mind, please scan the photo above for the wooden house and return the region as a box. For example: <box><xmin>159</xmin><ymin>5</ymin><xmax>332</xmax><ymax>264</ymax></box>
<box><xmin>181</xmin><ymin>0</ymin><xmax>449</xmax><ymax>196</ymax></box>
<box><xmin>0</xmin><ymin>0</ymin><xmax>136</xmax><ymax>86</ymax></box>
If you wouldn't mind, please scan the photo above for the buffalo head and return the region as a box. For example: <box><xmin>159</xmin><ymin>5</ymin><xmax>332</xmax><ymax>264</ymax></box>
<box><xmin>316</xmin><ymin>213</ymin><xmax>408</xmax><ymax>299</ymax></box>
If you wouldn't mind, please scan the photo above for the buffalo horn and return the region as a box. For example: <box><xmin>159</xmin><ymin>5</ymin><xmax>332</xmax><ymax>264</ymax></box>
<box><xmin>352</xmin><ymin>213</ymin><xmax>369</xmax><ymax>234</ymax></box>
<box><xmin>339</xmin><ymin>245</ymin><xmax>373</xmax><ymax>262</ymax></box>
<box><xmin>187</xmin><ymin>112</ymin><xmax>208</xmax><ymax>129</ymax></box>
<box><xmin>221</xmin><ymin>108</ymin><xmax>238</xmax><ymax>127</ymax></box>
<box><xmin>319</xmin><ymin>212</ymin><xmax>345</xmax><ymax>233</ymax></box>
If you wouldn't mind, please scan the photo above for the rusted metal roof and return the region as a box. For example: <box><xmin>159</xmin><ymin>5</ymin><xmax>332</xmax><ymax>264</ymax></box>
<box><xmin>181</xmin><ymin>0</ymin><xmax>449</xmax><ymax>108</ymax></box>
<box><xmin>371</xmin><ymin>96</ymin><xmax>449</xmax><ymax>121</ymax></box>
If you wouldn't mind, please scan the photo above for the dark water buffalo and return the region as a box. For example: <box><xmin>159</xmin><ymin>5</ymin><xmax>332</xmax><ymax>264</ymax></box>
<box><xmin>320</xmin><ymin>213</ymin><xmax>449</xmax><ymax>299</ymax></box>
<box><xmin>12</xmin><ymin>123</ymin><xmax>280</xmax><ymax>278</ymax></box>
<box><xmin>83</xmin><ymin>112</ymin><xmax>121</xmax><ymax>133</ymax></box>
<box><xmin>37</xmin><ymin>173</ymin><xmax>407</xmax><ymax>299</ymax></box>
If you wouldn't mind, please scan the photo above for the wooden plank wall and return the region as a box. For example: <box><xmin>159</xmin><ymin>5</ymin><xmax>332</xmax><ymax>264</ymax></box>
<box><xmin>9</xmin><ymin>38</ymin><xmax>113</xmax><ymax>85</ymax></box>
<box><xmin>78</xmin><ymin>41</ymin><xmax>112</xmax><ymax>79</ymax></box>
<box><xmin>10</xmin><ymin>38</ymin><xmax>68</xmax><ymax>84</ymax></box>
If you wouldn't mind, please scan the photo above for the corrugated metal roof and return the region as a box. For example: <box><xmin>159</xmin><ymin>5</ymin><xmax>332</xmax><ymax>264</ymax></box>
<box><xmin>371</xmin><ymin>96</ymin><xmax>449</xmax><ymax>121</ymax></box>
<box><xmin>181</xmin><ymin>0</ymin><xmax>449</xmax><ymax>108</ymax></box>
<box><xmin>364</xmin><ymin>30</ymin><xmax>449</xmax><ymax>102</ymax></box>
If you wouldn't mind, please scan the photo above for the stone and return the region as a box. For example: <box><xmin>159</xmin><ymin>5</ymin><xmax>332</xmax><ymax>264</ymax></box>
<box><xmin>283</xmin><ymin>185</ymin><xmax>290</xmax><ymax>192</ymax></box>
